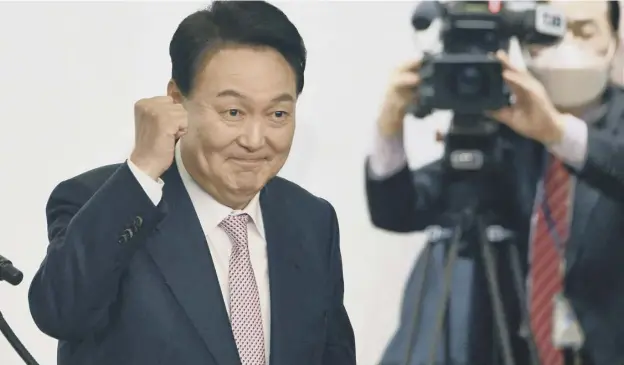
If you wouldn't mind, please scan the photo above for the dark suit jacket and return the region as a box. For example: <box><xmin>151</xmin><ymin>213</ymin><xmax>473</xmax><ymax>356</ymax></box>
<box><xmin>28</xmin><ymin>161</ymin><xmax>355</xmax><ymax>365</ymax></box>
<box><xmin>366</xmin><ymin>85</ymin><xmax>624</xmax><ymax>365</ymax></box>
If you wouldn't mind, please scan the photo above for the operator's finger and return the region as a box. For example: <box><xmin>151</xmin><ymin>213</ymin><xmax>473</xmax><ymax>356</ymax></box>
<box><xmin>496</xmin><ymin>50</ymin><xmax>523</xmax><ymax>74</ymax></box>
<box><xmin>502</xmin><ymin>69</ymin><xmax>532</xmax><ymax>97</ymax></box>
<box><xmin>486</xmin><ymin>107</ymin><xmax>513</xmax><ymax>126</ymax></box>
<box><xmin>435</xmin><ymin>130</ymin><xmax>445</xmax><ymax>143</ymax></box>
<box><xmin>399</xmin><ymin>57</ymin><xmax>424</xmax><ymax>72</ymax></box>
<box><xmin>395</xmin><ymin>72</ymin><xmax>421</xmax><ymax>88</ymax></box>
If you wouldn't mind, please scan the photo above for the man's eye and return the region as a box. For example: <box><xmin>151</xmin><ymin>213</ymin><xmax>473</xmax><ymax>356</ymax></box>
<box><xmin>272</xmin><ymin>111</ymin><xmax>289</xmax><ymax>120</ymax></box>
<box><xmin>579</xmin><ymin>24</ymin><xmax>597</xmax><ymax>38</ymax></box>
<box><xmin>222</xmin><ymin>109</ymin><xmax>244</xmax><ymax>121</ymax></box>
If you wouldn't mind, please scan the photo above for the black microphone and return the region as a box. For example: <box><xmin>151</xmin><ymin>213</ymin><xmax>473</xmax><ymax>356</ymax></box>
<box><xmin>0</xmin><ymin>254</ymin><xmax>24</xmax><ymax>286</ymax></box>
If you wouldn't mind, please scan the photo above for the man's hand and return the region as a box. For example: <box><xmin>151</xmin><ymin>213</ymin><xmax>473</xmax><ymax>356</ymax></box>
<box><xmin>130</xmin><ymin>96</ymin><xmax>188</xmax><ymax>180</ymax></box>
<box><xmin>488</xmin><ymin>50</ymin><xmax>565</xmax><ymax>146</ymax></box>
<box><xmin>377</xmin><ymin>58</ymin><xmax>423</xmax><ymax>137</ymax></box>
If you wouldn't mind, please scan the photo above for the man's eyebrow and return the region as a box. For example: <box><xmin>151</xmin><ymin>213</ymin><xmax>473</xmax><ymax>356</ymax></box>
<box><xmin>567</xmin><ymin>18</ymin><xmax>597</xmax><ymax>25</ymax></box>
<box><xmin>216</xmin><ymin>89</ymin><xmax>247</xmax><ymax>99</ymax></box>
<box><xmin>215</xmin><ymin>89</ymin><xmax>295</xmax><ymax>103</ymax></box>
<box><xmin>271</xmin><ymin>93</ymin><xmax>295</xmax><ymax>103</ymax></box>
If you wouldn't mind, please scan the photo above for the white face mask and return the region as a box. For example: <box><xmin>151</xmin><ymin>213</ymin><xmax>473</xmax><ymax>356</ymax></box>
<box><xmin>523</xmin><ymin>40</ymin><xmax>616</xmax><ymax>109</ymax></box>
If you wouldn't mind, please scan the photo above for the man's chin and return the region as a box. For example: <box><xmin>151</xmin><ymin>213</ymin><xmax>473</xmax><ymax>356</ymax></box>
<box><xmin>229</xmin><ymin>175</ymin><xmax>267</xmax><ymax>195</ymax></box>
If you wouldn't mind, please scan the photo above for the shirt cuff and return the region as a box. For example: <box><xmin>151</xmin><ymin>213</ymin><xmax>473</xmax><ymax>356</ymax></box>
<box><xmin>126</xmin><ymin>159</ymin><xmax>165</xmax><ymax>206</ymax></box>
<box><xmin>548</xmin><ymin>114</ymin><xmax>588</xmax><ymax>171</ymax></box>
<box><xmin>368</xmin><ymin>130</ymin><xmax>408</xmax><ymax>180</ymax></box>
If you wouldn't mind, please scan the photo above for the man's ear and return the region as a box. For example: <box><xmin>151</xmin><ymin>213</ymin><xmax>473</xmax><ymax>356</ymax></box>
<box><xmin>167</xmin><ymin>79</ymin><xmax>184</xmax><ymax>104</ymax></box>
<box><xmin>610</xmin><ymin>32</ymin><xmax>624</xmax><ymax>84</ymax></box>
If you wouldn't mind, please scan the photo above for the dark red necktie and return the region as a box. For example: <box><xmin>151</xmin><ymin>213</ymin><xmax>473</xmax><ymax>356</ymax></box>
<box><xmin>528</xmin><ymin>155</ymin><xmax>571</xmax><ymax>365</ymax></box>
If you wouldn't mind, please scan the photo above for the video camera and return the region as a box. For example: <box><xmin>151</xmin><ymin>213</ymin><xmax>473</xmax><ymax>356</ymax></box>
<box><xmin>411</xmin><ymin>0</ymin><xmax>567</xmax><ymax>172</ymax></box>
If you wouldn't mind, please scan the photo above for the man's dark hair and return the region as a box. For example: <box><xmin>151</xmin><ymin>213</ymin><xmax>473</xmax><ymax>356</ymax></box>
<box><xmin>169</xmin><ymin>1</ymin><xmax>307</xmax><ymax>97</ymax></box>
<box><xmin>609</xmin><ymin>0</ymin><xmax>620</xmax><ymax>33</ymax></box>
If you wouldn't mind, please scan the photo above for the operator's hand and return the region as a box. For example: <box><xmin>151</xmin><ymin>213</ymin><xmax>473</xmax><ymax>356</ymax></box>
<box><xmin>130</xmin><ymin>96</ymin><xmax>188</xmax><ymax>180</ymax></box>
<box><xmin>377</xmin><ymin>58</ymin><xmax>423</xmax><ymax>137</ymax></box>
<box><xmin>488</xmin><ymin>50</ymin><xmax>564</xmax><ymax>146</ymax></box>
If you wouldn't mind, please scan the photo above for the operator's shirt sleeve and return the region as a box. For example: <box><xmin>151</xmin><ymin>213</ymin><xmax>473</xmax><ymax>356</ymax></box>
<box><xmin>548</xmin><ymin>114</ymin><xmax>589</xmax><ymax>171</ymax></box>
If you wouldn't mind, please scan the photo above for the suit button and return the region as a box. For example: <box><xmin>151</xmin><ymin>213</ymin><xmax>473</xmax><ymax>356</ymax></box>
<box><xmin>123</xmin><ymin>228</ymin><xmax>134</xmax><ymax>239</ymax></box>
<box><xmin>118</xmin><ymin>230</ymin><xmax>132</xmax><ymax>245</ymax></box>
<box><xmin>134</xmin><ymin>216</ymin><xmax>143</xmax><ymax>228</ymax></box>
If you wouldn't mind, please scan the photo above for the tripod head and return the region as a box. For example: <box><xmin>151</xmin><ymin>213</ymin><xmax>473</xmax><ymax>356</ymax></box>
<box><xmin>442</xmin><ymin>113</ymin><xmax>506</xmax><ymax>174</ymax></box>
<box><xmin>0</xmin><ymin>254</ymin><xmax>23</xmax><ymax>286</ymax></box>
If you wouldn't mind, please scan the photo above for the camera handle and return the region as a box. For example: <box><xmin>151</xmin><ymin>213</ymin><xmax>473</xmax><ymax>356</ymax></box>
<box><xmin>408</xmin><ymin>53</ymin><xmax>435</xmax><ymax>120</ymax></box>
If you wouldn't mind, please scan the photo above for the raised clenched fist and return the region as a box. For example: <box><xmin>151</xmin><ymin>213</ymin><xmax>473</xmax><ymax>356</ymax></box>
<box><xmin>129</xmin><ymin>96</ymin><xmax>188</xmax><ymax>180</ymax></box>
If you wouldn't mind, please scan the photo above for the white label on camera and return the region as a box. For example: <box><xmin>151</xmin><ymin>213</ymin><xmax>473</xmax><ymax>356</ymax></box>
<box><xmin>535</xmin><ymin>4</ymin><xmax>567</xmax><ymax>37</ymax></box>
<box><xmin>450</xmin><ymin>150</ymin><xmax>484</xmax><ymax>170</ymax></box>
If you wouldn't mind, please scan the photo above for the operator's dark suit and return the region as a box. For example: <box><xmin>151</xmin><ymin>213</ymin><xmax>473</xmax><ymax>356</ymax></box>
<box><xmin>366</xmin><ymin>85</ymin><xmax>624</xmax><ymax>365</ymax></box>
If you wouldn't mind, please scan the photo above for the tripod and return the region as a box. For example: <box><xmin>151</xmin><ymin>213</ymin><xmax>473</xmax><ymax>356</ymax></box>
<box><xmin>400</xmin><ymin>197</ymin><xmax>541</xmax><ymax>365</ymax></box>
<box><xmin>397</xmin><ymin>110</ymin><xmax>545</xmax><ymax>365</ymax></box>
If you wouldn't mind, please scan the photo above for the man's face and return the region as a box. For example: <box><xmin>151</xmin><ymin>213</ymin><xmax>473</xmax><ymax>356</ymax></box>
<box><xmin>180</xmin><ymin>46</ymin><xmax>297</xmax><ymax>206</ymax></box>
<box><xmin>548</xmin><ymin>0</ymin><xmax>614</xmax><ymax>55</ymax></box>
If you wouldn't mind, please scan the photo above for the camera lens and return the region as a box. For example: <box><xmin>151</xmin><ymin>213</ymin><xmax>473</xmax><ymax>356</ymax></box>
<box><xmin>455</xmin><ymin>66</ymin><xmax>484</xmax><ymax>97</ymax></box>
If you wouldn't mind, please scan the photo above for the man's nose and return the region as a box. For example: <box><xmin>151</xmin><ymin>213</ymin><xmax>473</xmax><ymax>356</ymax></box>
<box><xmin>237</xmin><ymin>119</ymin><xmax>266</xmax><ymax>151</ymax></box>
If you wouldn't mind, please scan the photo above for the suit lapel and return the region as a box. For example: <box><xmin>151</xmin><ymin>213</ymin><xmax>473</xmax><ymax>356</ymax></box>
<box><xmin>513</xmin><ymin>137</ymin><xmax>543</xmax><ymax>220</ymax></box>
<box><xmin>566</xmin><ymin>180</ymin><xmax>601</xmax><ymax>273</ymax></box>
<box><xmin>513</xmin><ymin>87</ymin><xmax>623</xmax><ymax>274</ymax></box>
<box><xmin>260</xmin><ymin>181</ymin><xmax>307</xmax><ymax>365</ymax></box>
<box><xmin>145</xmin><ymin>162</ymin><xmax>240</xmax><ymax>365</ymax></box>
<box><xmin>566</xmin><ymin>86</ymin><xmax>624</xmax><ymax>273</ymax></box>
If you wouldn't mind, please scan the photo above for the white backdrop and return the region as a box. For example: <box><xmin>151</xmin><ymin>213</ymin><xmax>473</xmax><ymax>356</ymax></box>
<box><xmin>0</xmin><ymin>2</ymin><xmax>527</xmax><ymax>365</ymax></box>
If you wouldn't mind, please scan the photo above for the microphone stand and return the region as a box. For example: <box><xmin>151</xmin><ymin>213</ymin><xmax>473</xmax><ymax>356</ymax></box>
<box><xmin>1</xmin><ymin>254</ymin><xmax>41</xmax><ymax>365</ymax></box>
<box><xmin>0</xmin><ymin>311</ymin><xmax>40</xmax><ymax>365</ymax></box>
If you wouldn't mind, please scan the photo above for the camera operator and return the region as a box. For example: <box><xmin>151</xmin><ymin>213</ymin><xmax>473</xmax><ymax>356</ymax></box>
<box><xmin>367</xmin><ymin>1</ymin><xmax>624</xmax><ymax>365</ymax></box>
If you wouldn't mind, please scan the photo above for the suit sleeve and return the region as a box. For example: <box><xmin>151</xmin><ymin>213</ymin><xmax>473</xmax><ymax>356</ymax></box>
<box><xmin>322</xmin><ymin>201</ymin><xmax>356</xmax><ymax>365</ymax></box>
<box><xmin>575</xmin><ymin>126</ymin><xmax>624</xmax><ymax>202</ymax></box>
<box><xmin>365</xmin><ymin>159</ymin><xmax>445</xmax><ymax>233</ymax></box>
<box><xmin>28</xmin><ymin>164</ymin><xmax>167</xmax><ymax>340</ymax></box>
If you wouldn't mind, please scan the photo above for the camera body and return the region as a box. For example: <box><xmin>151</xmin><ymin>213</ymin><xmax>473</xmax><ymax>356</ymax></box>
<box><xmin>414</xmin><ymin>0</ymin><xmax>566</xmax><ymax>114</ymax></box>
<box><xmin>411</xmin><ymin>0</ymin><xmax>566</xmax><ymax>172</ymax></box>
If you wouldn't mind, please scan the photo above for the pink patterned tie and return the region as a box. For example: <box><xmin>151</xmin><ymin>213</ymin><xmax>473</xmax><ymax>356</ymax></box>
<box><xmin>219</xmin><ymin>213</ymin><xmax>266</xmax><ymax>365</ymax></box>
<box><xmin>529</xmin><ymin>155</ymin><xmax>570</xmax><ymax>365</ymax></box>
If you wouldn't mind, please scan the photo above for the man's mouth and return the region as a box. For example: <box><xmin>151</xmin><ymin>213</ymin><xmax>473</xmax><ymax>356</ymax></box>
<box><xmin>230</xmin><ymin>158</ymin><xmax>266</xmax><ymax>167</ymax></box>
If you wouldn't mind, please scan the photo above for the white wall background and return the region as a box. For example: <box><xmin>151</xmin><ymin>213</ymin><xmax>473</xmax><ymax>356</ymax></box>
<box><xmin>0</xmin><ymin>2</ymin><xmax>530</xmax><ymax>365</ymax></box>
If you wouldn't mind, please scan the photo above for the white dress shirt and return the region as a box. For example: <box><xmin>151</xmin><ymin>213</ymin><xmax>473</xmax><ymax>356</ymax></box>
<box><xmin>127</xmin><ymin>143</ymin><xmax>271</xmax><ymax>363</ymax></box>
<box><xmin>368</xmin><ymin>114</ymin><xmax>589</xmax><ymax>179</ymax></box>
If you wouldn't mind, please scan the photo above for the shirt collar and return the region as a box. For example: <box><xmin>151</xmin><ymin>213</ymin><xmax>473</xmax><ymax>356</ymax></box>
<box><xmin>581</xmin><ymin>85</ymin><xmax>616</xmax><ymax>126</ymax></box>
<box><xmin>582</xmin><ymin>101</ymin><xmax>608</xmax><ymax>126</ymax></box>
<box><xmin>174</xmin><ymin>141</ymin><xmax>265</xmax><ymax>238</ymax></box>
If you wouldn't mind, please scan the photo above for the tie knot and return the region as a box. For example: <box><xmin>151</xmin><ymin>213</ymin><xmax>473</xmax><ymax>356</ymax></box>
<box><xmin>219</xmin><ymin>213</ymin><xmax>250</xmax><ymax>248</ymax></box>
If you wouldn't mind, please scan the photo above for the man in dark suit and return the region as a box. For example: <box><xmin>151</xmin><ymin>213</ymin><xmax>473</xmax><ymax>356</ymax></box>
<box><xmin>28</xmin><ymin>2</ymin><xmax>355</xmax><ymax>365</ymax></box>
<box><xmin>366</xmin><ymin>1</ymin><xmax>624</xmax><ymax>365</ymax></box>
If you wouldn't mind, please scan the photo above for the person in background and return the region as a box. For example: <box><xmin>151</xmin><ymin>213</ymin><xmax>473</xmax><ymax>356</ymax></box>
<box><xmin>610</xmin><ymin>0</ymin><xmax>624</xmax><ymax>83</ymax></box>
<box><xmin>28</xmin><ymin>2</ymin><xmax>355</xmax><ymax>365</ymax></box>
<box><xmin>367</xmin><ymin>1</ymin><xmax>624</xmax><ymax>365</ymax></box>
